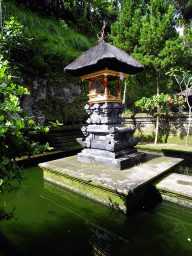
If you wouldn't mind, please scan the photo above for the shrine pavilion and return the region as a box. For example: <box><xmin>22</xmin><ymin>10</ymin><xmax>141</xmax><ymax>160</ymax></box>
<box><xmin>64</xmin><ymin>26</ymin><xmax>146</xmax><ymax>170</ymax></box>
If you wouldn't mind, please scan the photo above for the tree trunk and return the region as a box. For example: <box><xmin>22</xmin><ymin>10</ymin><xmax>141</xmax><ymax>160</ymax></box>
<box><xmin>122</xmin><ymin>79</ymin><xmax>127</xmax><ymax>104</ymax></box>
<box><xmin>185</xmin><ymin>78</ymin><xmax>192</xmax><ymax>146</ymax></box>
<box><xmin>154</xmin><ymin>69</ymin><xmax>159</xmax><ymax>145</ymax></box>
<box><xmin>122</xmin><ymin>79</ymin><xmax>127</xmax><ymax>117</ymax></box>
<box><xmin>154</xmin><ymin>115</ymin><xmax>159</xmax><ymax>145</ymax></box>
<box><xmin>186</xmin><ymin>106</ymin><xmax>191</xmax><ymax>146</ymax></box>
<box><xmin>185</xmin><ymin>84</ymin><xmax>192</xmax><ymax>146</ymax></box>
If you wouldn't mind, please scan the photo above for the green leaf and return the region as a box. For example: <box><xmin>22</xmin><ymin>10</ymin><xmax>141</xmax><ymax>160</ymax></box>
<box><xmin>0</xmin><ymin>179</ymin><xmax>3</xmax><ymax>186</ymax></box>
<box><xmin>0</xmin><ymin>127</ymin><xmax>8</xmax><ymax>134</ymax></box>
<box><xmin>46</xmin><ymin>142</ymin><xmax>53</xmax><ymax>150</ymax></box>
<box><xmin>0</xmin><ymin>116</ymin><xmax>4</xmax><ymax>121</ymax></box>
<box><xmin>1</xmin><ymin>158</ymin><xmax>10</xmax><ymax>165</ymax></box>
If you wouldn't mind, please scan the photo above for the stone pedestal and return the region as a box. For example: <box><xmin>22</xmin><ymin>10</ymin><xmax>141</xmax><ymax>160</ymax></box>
<box><xmin>77</xmin><ymin>103</ymin><xmax>146</xmax><ymax>170</ymax></box>
<box><xmin>78</xmin><ymin>149</ymin><xmax>146</xmax><ymax>170</ymax></box>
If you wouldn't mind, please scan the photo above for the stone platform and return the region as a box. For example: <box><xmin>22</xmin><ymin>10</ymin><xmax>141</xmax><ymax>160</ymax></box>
<box><xmin>155</xmin><ymin>173</ymin><xmax>192</xmax><ymax>208</ymax></box>
<box><xmin>39</xmin><ymin>154</ymin><xmax>183</xmax><ymax>213</ymax></box>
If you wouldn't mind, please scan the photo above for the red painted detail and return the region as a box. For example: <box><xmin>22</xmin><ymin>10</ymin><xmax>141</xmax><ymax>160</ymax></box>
<box><xmin>90</xmin><ymin>103</ymin><xmax>93</xmax><ymax>107</ymax></box>
<box><xmin>105</xmin><ymin>80</ymin><xmax>107</xmax><ymax>89</ymax></box>
<box><xmin>89</xmin><ymin>82</ymin><xmax>92</xmax><ymax>92</ymax></box>
<box><xmin>119</xmin><ymin>102</ymin><xmax>121</xmax><ymax>106</ymax></box>
<box><xmin>118</xmin><ymin>80</ymin><xmax>121</xmax><ymax>93</ymax></box>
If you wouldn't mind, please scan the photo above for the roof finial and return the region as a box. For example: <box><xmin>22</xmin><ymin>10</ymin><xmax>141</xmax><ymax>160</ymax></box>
<box><xmin>97</xmin><ymin>21</ymin><xmax>109</xmax><ymax>43</ymax></box>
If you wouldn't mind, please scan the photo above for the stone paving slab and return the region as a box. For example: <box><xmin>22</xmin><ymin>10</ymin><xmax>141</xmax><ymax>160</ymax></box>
<box><xmin>156</xmin><ymin>173</ymin><xmax>192</xmax><ymax>198</ymax></box>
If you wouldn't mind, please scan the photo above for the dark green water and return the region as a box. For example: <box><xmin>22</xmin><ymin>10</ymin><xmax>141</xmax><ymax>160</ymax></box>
<box><xmin>1</xmin><ymin>167</ymin><xmax>192</xmax><ymax>256</ymax></box>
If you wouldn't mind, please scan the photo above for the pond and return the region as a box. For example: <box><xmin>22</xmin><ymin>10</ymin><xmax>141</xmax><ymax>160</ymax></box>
<box><xmin>1</xmin><ymin>166</ymin><xmax>192</xmax><ymax>256</ymax></box>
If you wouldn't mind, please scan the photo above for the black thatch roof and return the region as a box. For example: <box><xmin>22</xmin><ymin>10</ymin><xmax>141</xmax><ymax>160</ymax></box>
<box><xmin>64</xmin><ymin>42</ymin><xmax>144</xmax><ymax>77</ymax></box>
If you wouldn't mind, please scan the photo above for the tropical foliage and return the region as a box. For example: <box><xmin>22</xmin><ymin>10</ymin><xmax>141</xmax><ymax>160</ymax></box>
<box><xmin>166</xmin><ymin>68</ymin><xmax>192</xmax><ymax>145</ymax></box>
<box><xmin>13</xmin><ymin>0</ymin><xmax>120</xmax><ymax>29</ymax></box>
<box><xmin>135</xmin><ymin>94</ymin><xmax>185</xmax><ymax>115</ymax></box>
<box><xmin>135</xmin><ymin>93</ymin><xmax>185</xmax><ymax>143</ymax></box>
<box><xmin>110</xmin><ymin>0</ymin><xmax>191</xmax><ymax>109</ymax></box>
<box><xmin>0</xmin><ymin>9</ymin><xmax>53</xmax><ymax>220</ymax></box>
<box><xmin>0</xmin><ymin>56</ymin><xmax>53</xmax><ymax>219</ymax></box>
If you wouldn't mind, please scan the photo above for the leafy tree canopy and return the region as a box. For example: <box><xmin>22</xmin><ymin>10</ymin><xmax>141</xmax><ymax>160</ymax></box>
<box><xmin>166</xmin><ymin>0</ymin><xmax>192</xmax><ymax>24</ymax></box>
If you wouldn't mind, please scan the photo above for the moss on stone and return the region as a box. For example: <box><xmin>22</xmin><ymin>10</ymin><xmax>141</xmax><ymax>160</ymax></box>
<box><xmin>44</xmin><ymin>168</ymin><xmax>126</xmax><ymax>211</ymax></box>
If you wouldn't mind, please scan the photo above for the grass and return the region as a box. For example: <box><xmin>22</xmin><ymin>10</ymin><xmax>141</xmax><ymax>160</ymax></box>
<box><xmin>135</xmin><ymin>128</ymin><xmax>192</xmax><ymax>152</ymax></box>
<box><xmin>136</xmin><ymin>143</ymin><xmax>192</xmax><ymax>152</ymax></box>
<box><xmin>4</xmin><ymin>1</ymin><xmax>97</xmax><ymax>80</ymax></box>
<box><xmin>133</xmin><ymin>127</ymin><xmax>192</xmax><ymax>147</ymax></box>
<box><xmin>4</xmin><ymin>1</ymin><xmax>93</xmax><ymax>123</ymax></box>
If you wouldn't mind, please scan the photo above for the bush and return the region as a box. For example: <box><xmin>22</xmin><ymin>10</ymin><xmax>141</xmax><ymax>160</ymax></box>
<box><xmin>0</xmin><ymin>57</ymin><xmax>52</xmax><ymax>220</ymax></box>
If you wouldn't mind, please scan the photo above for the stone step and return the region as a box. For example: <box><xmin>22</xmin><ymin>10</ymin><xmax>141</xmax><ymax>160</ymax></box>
<box><xmin>155</xmin><ymin>173</ymin><xmax>192</xmax><ymax>208</ymax></box>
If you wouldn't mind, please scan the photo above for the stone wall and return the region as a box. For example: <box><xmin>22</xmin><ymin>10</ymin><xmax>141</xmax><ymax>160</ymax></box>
<box><xmin>20</xmin><ymin>78</ymin><xmax>82</xmax><ymax>123</ymax></box>
<box><xmin>124</xmin><ymin>113</ymin><xmax>192</xmax><ymax>136</ymax></box>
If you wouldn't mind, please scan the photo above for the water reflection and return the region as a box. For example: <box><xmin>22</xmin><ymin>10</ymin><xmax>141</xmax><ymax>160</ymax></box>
<box><xmin>85</xmin><ymin>218</ymin><xmax>130</xmax><ymax>256</ymax></box>
<box><xmin>0</xmin><ymin>167</ymin><xmax>192</xmax><ymax>256</ymax></box>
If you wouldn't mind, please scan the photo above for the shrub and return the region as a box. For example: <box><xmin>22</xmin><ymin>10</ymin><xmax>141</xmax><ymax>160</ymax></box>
<box><xmin>0</xmin><ymin>57</ymin><xmax>52</xmax><ymax>220</ymax></box>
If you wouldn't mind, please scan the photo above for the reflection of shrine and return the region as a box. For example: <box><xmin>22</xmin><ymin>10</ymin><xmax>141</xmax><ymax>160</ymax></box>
<box><xmin>64</xmin><ymin>25</ymin><xmax>146</xmax><ymax>170</ymax></box>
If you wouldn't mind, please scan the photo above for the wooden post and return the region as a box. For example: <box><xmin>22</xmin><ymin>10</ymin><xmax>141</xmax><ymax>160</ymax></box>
<box><xmin>118</xmin><ymin>78</ymin><xmax>121</xmax><ymax>93</ymax></box>
<box><xmin>154</xmin><ymin>69</ymin><xmax>159</xmax><ymax>145</ymax></box>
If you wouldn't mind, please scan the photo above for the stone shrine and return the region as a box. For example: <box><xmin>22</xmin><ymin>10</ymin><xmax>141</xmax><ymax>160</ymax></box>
<box><xmin>64</xmin><ymin>25</ymin><xmax>146</xmax><ymax>170</ymax></box>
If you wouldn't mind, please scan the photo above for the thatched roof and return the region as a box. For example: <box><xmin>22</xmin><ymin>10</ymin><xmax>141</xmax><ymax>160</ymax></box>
<box><xmin>64</xmin><ymin>42</ymin><xmax>144</xmax><ymax>77</ymax></box>
<box><xmin>176</xmin><ymin>87</ymin><xmax>192</xmax><ymax>97</ymax></box>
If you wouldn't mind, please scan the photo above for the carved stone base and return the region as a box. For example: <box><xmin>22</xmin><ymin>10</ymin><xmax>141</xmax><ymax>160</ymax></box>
<box><xmin>77</xmin><ymin>150</ymin><xmax>146</xmax><ymax>170</ymax></box>
<box><xmin>79</xmin><ymin>148</ymin><xmax>137</xmax><ymax>159</ymax></box>
<box><xmin>77</xmin><ymin>102</ymin><xmax>146</xmax><ymax>170</ymax></box>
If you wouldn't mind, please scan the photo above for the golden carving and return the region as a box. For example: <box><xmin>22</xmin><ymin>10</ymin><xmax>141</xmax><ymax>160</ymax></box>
<box><xmin>79</xmin><ymin>69</ymin><xmax>131</xmax><ymax>81</ymax></box>
<box><xmin>88</xmin><ymin>89</ymin><xmax>122</xmax><ymax>104</ymax></box>
<box><xmin>104</xmin><ymin>76</ymin><xmax>107</xmax><ymax>82</ymax></box>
